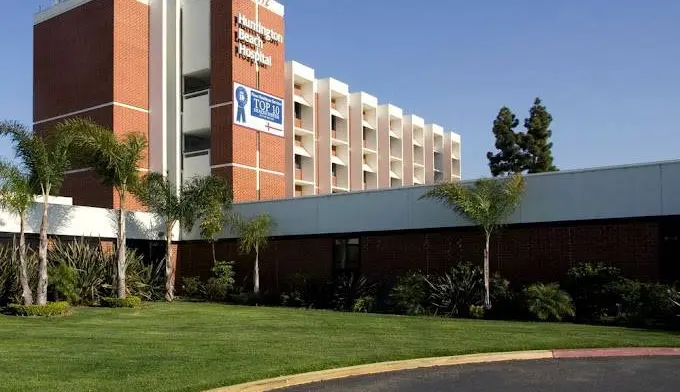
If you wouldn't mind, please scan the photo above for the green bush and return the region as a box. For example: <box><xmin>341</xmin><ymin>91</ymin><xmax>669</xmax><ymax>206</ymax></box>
<box><xmin>389</xmin><ymin>272</ymin><xmax>431</xmax><ymax>316</ymax></box>
<box><xmin>487</xmin><ymin>272</ymin><xmax>519</xmax><ymax>320</ymax></box>
<box><xmin>204</xmin><ymin>261</ymin><xmax>236</xmax><ymax>301</ymax></box>
<box><xmin>101</xmin><ymin>296</ymin><xmax>142</xmax><ymax>308</ymax></box>
<box><xmin>616</xmin><ymin>281</ymin><xmax>679</xmax><ymax>328</ymax></box>
<box><xmin>48</xmin><ymin>238</ymin><xmax>109</xmax><ymax>305</ymax></box>
<box><xmin>469</xmin><ymin>304</ymin><xmax>485</xmax><ymax>319</ymax></box>
<box><xmin>181</xmin><ymin>276</ymin><xmax>204</xmax><ymax>299</ymax></box>
<box><xmin>8</xmin><ymin>301</ymin><xmax>71</xmax><ymax>317</ymax></box>
<box><xmin>125</xmin><ymin>254</ymin><xmax>165</xmax><ymax>301</ymax></box>
<box><xmin>0</xmin><ymin>243</ymin><xmax>38</xmax><ymax>306</ymax></box>
<box><xmin>524</xmin><ymin>283</ymin><xmax>575</xmax><ymax>322</ymax></box>
<box><xmin>332</xmin><ymin>273</ymin><xmax>374</xmax><ymax>311</ymax></box>
<box><xmin>563</xmin><ymin>263</ymin><xmax>625</xmax><ymax>323</ymax></box>
<box><xmin>49</xmin><ymin>263</ymin><xmax>78</xmax><ymax>304</ymax></box>
<box><xmin>352</xmin><ymin>295</ymin><xmax>376</xmax><ymax>313</ymax></box>
<box><xmin>425</xmin><ymin>262</ymin><xmax>483</xmax><ymax>317</ymax></box>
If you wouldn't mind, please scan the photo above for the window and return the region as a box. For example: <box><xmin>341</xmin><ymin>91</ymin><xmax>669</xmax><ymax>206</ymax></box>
<box><xmin>333</xmin><ymin>238</ymin><xmax>360</xmax><ymax>275</ymax></box>
<box><xmin>295</xmin><ymin>155</ymin><xmax>302</xmax><ymax>169</ymax></box>
<box><xmin>331</xmin><ymin>115</ymin><xmax>337</xmax><ymax>131</ymax></box>
<box><xmin>331</xmin><ymin>163</ymin><xmax>337</xmax><ymax>176</ymax></box>
<box><xmin>294</xmin><ymin>102</ymin><xmax>302</xmax><ymax>119</ymax></box>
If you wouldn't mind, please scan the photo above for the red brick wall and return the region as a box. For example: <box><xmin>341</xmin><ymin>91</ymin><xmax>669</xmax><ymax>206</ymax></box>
<box><xmin>178</xmin><ymin>237</ymin><xmax>333</xmax><ymax>292</ymax></box>
<box><xmin>176</xmin><ymin>219</ymin><xmax>661</xmax><ymax>293</ymax></box>
<box><xmin>34</xmin><ymin>0</ymin><xmax>114</xmax><ymax>122</ymax></box>
<box><xmin>34</xmin><ymin>0</ymin><xmax>149</xmax><ymax>210</ymax></box>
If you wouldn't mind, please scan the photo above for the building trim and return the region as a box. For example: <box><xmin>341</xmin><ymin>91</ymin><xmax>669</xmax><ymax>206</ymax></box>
<box><xmin>211</xmin><ymin>163</ymin><xmax>285</xmax><ymax>177</ymax></box>
<box><xmin>35</xmin><ymin>0</ymin><xmax>149</xmax><ymax>25</ymax></box>
<box><xmin>210</xmin><ymin>101</ymin><xmax>233</xmax><ymax>109</ymax></box>
<box><xmin>178</xmin><ymin>215</ymin><xmax>671</xmax><ymax>243</ymax></box>
<box><xmin>34</xmin><ymin>102</ymin><xmax>149</xmax><ymax>125</ymax></box>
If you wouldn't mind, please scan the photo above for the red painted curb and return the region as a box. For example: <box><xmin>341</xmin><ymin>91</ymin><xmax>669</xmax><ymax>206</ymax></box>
<box><xmin>552</xmin><ymin>347</ymin><xmax>680</xmax><ymax>359</ymax></box>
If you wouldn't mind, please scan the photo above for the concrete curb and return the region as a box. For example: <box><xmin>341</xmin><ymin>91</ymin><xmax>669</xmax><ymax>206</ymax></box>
<box><xmin>206</xmin><ymin>348</ymin><xmax>680</xmax><ymax>392</ymax></box>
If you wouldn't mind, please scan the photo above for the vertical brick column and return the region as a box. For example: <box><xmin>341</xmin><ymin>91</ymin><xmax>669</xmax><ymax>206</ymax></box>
<box><xmin>211</xmin><ymin>0</ymin><xmax>286</xmax><ymax>202</ymax></box>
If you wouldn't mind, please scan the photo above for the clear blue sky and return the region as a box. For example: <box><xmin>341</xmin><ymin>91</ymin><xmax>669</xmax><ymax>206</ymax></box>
<box><xmin>1</xmin><ymin>0</ymin><xmax>678</xmax><ymax>179</ymax></box>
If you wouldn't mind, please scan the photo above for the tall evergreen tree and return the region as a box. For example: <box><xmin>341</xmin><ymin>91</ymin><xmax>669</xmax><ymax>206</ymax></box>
<box><xmin>520</xmin><ymin>97</ymin><xmax>558</xmax><ymax>173</ymax></box>
<box><xmin>486</xmin><ymin>107</ymin><xmax>525</xmax><ymax>177</ymax></box>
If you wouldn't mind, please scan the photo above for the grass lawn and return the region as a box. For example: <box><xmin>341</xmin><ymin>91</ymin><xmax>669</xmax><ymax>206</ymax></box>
<box><xmin>0</xmin><ymin>302</ymin><xmax>678</xmax><ymax>392</ymax></box>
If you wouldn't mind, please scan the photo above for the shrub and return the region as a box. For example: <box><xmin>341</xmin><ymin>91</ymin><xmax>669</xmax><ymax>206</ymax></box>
<box><xmin>227</xmin><ymin>291</ymin><xmax>261</xmax><ymax>306</ymax></box>
<box><xmin>48</xmin><ymin>238</ymin><xmax>109</xmax><ymax>305</ymax></box>
<box><xmin>563</xmin><ymin>263</ymin><xmax>625</xmax><ymax>323</ymax></box>
<box><xmin>389</xmin><ymin>272</ymin><xmax>431</xmax><ymax>316</ymax></box>
<box><xmin>181</xmin><ymin>276</ymin><xmax>204</xmax><ymax>299</ymax></box>
<box><xmin>524</xmin><ymin>283</ymin><xmax>575</xmax><ymax>322</ymax></box>
<box><xmin>281</xmin><ymin>274</ymin><xmax>334</xmax><ymax>309</ymax></box>
<box><xmin>101</xmin><ymin>296</ymin><xmax>142</xmax><ymax>308</ymax></box>
<box><xmin>125</xmin><ymin>254</ymin><xmax>165</xmax><ymax>301</ymax></box>
<box><xmin>204</xmin><ymin>261</ymin><xmax>236</xmax><ymax>301</ymax></box>
<box><xmin>331</xmin><ymin>273</ymin><xmax>374</xmax><ymax>311</ymax></box>
<box><xmin>8</xmin><ymin>301</ymin><xmax>70</xmax><ymax>317</ymax></box>
<box><xmin>352</xmin><ymin>295</ymin><xmax>376</xmax><ymax>313</ymax></box>
<box><xmin>0</xmin><ymin>243</ymin><xmax>38</xmax><ymax>306</ymax></box>
<box><xmin>487</xmin><ymin>272</ymin><xmax>519</xmax><ymax>320</ymax></box>
<box><xmin>616</xmin><ymin>281</ymin><xmax>679</xmax><ymax>328</ymax></box>
<box><xmin>426</xmin><ymin>262</ymin><xmax>483</xmax><ymax>317</ymax></box>
<box><xmin>49</xmin><ymin>263</ymin><xmax>78</xmax><ymax>304</ymax></box>
<box><xmin>469</xmin><ymin>305</ymin><xmax>485</xmax><ymax>319</ymax></box>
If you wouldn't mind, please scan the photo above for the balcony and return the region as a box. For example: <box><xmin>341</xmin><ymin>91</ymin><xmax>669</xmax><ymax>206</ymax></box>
<box><xmin>183</xmin><ymin>90</ymin><xmax>210</xmax><ymax>134</ymax></box>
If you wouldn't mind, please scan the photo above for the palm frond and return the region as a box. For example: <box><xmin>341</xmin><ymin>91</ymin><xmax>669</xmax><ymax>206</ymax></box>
<box><xmin>136</xmin><ymin>172</ymin><xmax>182</xmax><ymax>225</ymax></box>
<box><xmin>233</xmin><ymin>213</ymin><xmax>275</xmax><ymax>255</ymax></box>
<box><xmin>60</xmin><ymin>118</ymin><xmax>147</xmax><ymax>191</ymax></box>
<box><xmin>0</xmin><ymin>159</ymin><xmax>34</xmax><ymax>215</ymax></box>
<box><xmin>1</xmin><ymin>120</ymin><xmax>75</xmax><ymax>195</ymax></box>
<box><xmin>420</xmin><ymin>174</ymin><xmax>525</xmax><ymax>233</ymax></box>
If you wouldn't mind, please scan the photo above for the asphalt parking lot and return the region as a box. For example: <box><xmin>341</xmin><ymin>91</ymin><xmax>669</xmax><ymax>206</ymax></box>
<box><xmin>278</xmin><ymin>357</ymin><xmax>680</xmax><ymax>392</ymax></box>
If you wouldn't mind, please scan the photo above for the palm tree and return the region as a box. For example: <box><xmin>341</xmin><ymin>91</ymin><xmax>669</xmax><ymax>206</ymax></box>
<box><xmin>0</xmin><ymin>120</ymin><xmax>74</xmax><ymax>305</ymax></box>
<box><xmin>420</xmin><ymin>173</ymin><xmax>525</xmax><ymax>309</ymax></box>
<box><xmin>232</xmin><ymin>213</ymin><xmax>275</xmax><ymax>294</ymax></box>
<box><xmin>0</xmin><ymin>160</ymin><xmax>35</xmax><ymax>305</ymax></box>
<box><xmin>137</xmin><ymin>172</ymin><xmax>230</xmax><ymax>301</ymax></box>
<box><xmin>64</xmin><ymin>118</ymin><xmax>146</xmax><ymax>298</ymax></box>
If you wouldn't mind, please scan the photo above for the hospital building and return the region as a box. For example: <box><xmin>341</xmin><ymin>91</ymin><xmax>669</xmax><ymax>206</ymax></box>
<box><xmin>33</xmin><ymin>0</ymin><xmax>462</xmax><ymax>207</ymax></box>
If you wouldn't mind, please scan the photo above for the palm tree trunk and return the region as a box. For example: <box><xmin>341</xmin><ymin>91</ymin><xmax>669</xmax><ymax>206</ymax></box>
<box><xmin>483</xmin><ymin>231</ymin><xmax>491</xmax><ymax>309</ymax></box>
<box><xmin>116</xmin><ymin>190</ymin><xmax>127</xmax><ymax>298</ymax></box>
<box><xmin>253</xmin><ymin>243</ymin><xmax>260</xmax><ymax>294</ymax></box>
<box><xmin>36</xmin><ymin>191</ymin><xmax>50</xmax><ymax>305</ymax></box>
<box><xmin>18</xmin><ymin>211</ymin><xmax>33</xmax><ymax>305</ymax></box>
<box><xmin>165</xmin><ymin>222</ymin><xmax>175</xmax><ymax>302</ymax></box>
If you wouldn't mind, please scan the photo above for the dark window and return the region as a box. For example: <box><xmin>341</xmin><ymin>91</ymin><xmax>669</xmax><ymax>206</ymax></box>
<box><xmin>331</xmin><ymin>115</ymin><xmax>337</xmax><ymax>131</ymax></box>
<box><xmin>333</xmin><ymin>238</ymin><xmax>360</xmax><ymax>275</ymax></box>
<box><xmin>295</xmin><ymin>155</ymin><xmax>302</xmax><ymax>169</ymax></box>
<box><xmin>294</xmin><ymin>102</ymin><xmax>302</xmax><ymax>119</ymax></box>
<box><xmin>331</xmin><ymin>163</ymin><xmax>337</xmax><ymax>176</ymax></box>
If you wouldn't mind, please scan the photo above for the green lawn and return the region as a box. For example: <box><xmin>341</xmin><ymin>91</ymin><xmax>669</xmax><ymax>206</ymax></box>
<box><xmin>0</xmin><ymin>302</ymin><xmax>678</xmax><ymax>392</ymax></box>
